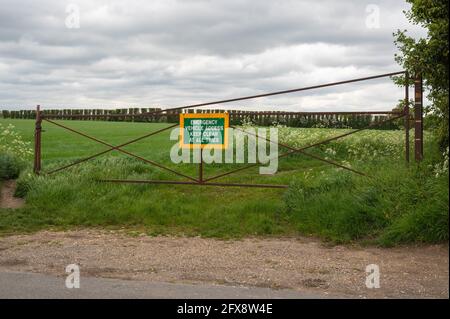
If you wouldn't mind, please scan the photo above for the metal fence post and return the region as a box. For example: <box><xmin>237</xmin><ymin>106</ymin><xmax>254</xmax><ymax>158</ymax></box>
<box><xmin>34</xmin><ymin>105</ymin><xmax>42</xmax><ymax>174</ymax></box>
<box><xmin>199</xmin><ymin>148</ymin><xmax>203</xmax><ymax>184</ymax></box>
<box><xmin>414</xmin><ymin>74</ymin><xmax>423</xmax><ymax>161</ymax></box>
<box><xmin>404</xmin><ymin>72</ymin><xmax>410</xmax><ymax>163</ymax></box>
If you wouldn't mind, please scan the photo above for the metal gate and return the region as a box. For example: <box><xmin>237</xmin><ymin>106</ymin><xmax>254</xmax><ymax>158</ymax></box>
<box><xmin>33</xmin><ymin>71</ymin><xmax>424</xmax><ymax>188</ymax></box>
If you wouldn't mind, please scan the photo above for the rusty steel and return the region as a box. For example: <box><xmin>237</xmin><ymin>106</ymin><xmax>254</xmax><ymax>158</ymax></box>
<box><xmin>230</xmin><ymin>125</ymin><xmax>368</xmax><ymax>177</ymax></box>
<box><xmin>40</xmin><ymin>71</ymin><xmax>405</xmax><ymax>120</ymax></box>
<box><xmin>288</xmin><ymin>113</ymin><xmax>406</xmax><ymax>151</ymax></box>
<box><xmin>40</xmin><ymin>110</ymin><xmax>404</xmax><ymax>120</ymax></box>
<box><xmin>33</xmin><ymin>105</ymin><xmax>42</xmax><ymax>174</ymax></box>
<box><xmin>46</xmin><ymin>148</ymin><xmax>119</xmax><ymax>175</ymax></box>
<box><xmin>204</xmin><ymin>113</ymin><xmax>405</xmax><ymax>183</ymax></box>
<box><xmin>42</xmin><ymin>119</ymin><xmax>197</xmax><ymax>182</ymax></box>
<box><xmin>223</xmin><ymin>111</ymin><xmax>402</xmax><ymax>116</ymax></box>
<box><xmin>404</xmin><ymin>72</ymin><xmax>410</xmax><ymax>163</ymax></box>
<box><xmin>45</xmin><ymin>123</ymin><xmax>178</xmax><ymax>175</ymax></box>
<box><xmin>414</xmin><ymin>74</ymin><xmax>423</xmax><ymax>161</ymax></box>
<box><xmin>99</xmin><ymin>179</ymin><xmax>289</xmax><ymax>189</ymax></box>
<box><xmin>34</xmin><ymin>70</ymin><xmax>416</xmax><ymax>189</ymax></box>
<box><xmin>199</xmin><ymin>149</ymin><xmax>204</xmax><ymax>183</ymax></box>
<box><xmin>137</xmin><ymin>71</ymin><xmax>406</xmax><ymax>118</ymax></box>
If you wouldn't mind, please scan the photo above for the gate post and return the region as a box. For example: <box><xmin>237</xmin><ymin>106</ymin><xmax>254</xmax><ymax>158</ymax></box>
<box><xmin>414</xmin><ymin>74</ymin><xmax>423</xmax><ymax>161</ymax></box>
<box><xmin>34</xmin><ymin>105</ymin><xmax>42</xmax><ymax>174</ymax></box>
<box><xmin>404</xmin><ymin>71</ymin><xmax>410</xmax><ymax>163</ymax></box>
<box><xmin>199</xmin><ymin>148</ymin><xmax>203</xmax><ymax>184</ymax></box>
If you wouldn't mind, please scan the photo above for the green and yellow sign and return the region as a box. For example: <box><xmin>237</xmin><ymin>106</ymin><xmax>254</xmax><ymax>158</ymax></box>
<box><xmin>179</xmin><ymin>113</ymin><xmax>229</xmax><ymax>149</ymax></box>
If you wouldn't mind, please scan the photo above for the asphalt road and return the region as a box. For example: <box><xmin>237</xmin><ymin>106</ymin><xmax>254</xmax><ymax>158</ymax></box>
<box><xmin>0</xmin><ymin>271</ymin><xmax>330</xmax><ymax>299</ymax></box>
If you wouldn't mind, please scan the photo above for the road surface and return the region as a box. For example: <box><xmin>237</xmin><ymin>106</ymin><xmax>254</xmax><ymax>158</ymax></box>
<box><xmin>0</xmin><ymin>270</ymin><xmax>329</xmax><ymax>299</ymax></box>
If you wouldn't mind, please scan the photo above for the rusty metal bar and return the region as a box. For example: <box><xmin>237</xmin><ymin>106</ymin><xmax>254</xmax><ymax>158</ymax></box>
<box><xmin>204</xmin><ymin>113</ymin><xmax>405</xmax><ymax>182</ymax></box>
<box><xmin>42</xmin><ymin>119</ymin><xmax>198</xmax><ymax>182</ymax></box>
<box><xmin>41</xmin><ymin>110</ymin><xmax>404</xmax><ymax>120</ymax></box>
<box><xmin>220</xmin><ymin>111</ymin><xmax>403</xmax><ymax>116</ymax></box>
<box><xmin>203</xmin><ymin>162</ymin><xmax>261</xmax><ymax>183</ymax></box>
<box><xmin>45</xmin><ymin>124</ymin><xmax>178</xmax><ymax>175</ymax></box>
<box><xmin>137</xmin><ymin>71</ymin><xmax>406</xmax><ymax>118</ymax></box>
<box><xmin>112</xmin><ymin>123</ymin><xmax>179</xmax><ymax>149</ymax></box>
<box><xmin>46</xmin><ymin>148</ymin><xmax>117</xmax><ymax>175</ymax></box>
<box><xmin>33</xmin><ymin>105</ymin><xmax>42</xmax><ymax>174</ymax></box>
<box><xmin>230</xmin><ymin>126</ymin><xmax>367</xmax><ymax>177</ymax></box>
<box><xmin>99</xmin><ymin>179</ymin><xmax>288</xmax><ymax>189</ymax></box>
<box><xmin>414</xmin><ymin>74</ymin><xmax>423</xmax><ymax>161</ymax></box>
<box><xmin>39</xmin><ymin>71</ymin><xmax>405</xmax><ymax>120</ymax></box>
<box><xmin>199</xmin><ymin>149</ymin><xmax>203</xmax><ymax>183</ymax></box>
<box><xmin>284</xmin><ymin>113</ymin><xmax>406</xmax><ymax>152</ymax></box>
<box><xmin>404</xmin><ymin>72</ymin><xmax>410</xmax><ymax>163</ymax></box>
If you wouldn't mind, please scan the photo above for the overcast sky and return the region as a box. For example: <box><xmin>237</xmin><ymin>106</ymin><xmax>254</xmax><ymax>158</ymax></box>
<box><xmin>0</xmin><ymin>0</ymin><xmax>427</xmax><ymax>111</ymax></box>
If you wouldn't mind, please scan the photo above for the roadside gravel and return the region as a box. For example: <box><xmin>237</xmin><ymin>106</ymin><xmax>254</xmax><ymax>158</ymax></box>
<box><xmin>0</xmin><ymin>230</ymin><xmax>447</xmax><ymax>298</ymax></box>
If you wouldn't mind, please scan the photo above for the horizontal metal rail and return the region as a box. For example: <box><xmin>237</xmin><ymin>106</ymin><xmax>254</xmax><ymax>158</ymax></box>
<box><xmin>99</xmin><ymin>179</ymin><xmax>289</xmax><ymax>189</ymax></box>
<box><xmin>217</xmin><ymin>111</ymin><xmax>403</xmax><ymax>116</ymax></box>
<box><xmin>40</xmin><ymin>71</ymin><xmax>405</xmax><ymax>120</ymax></box>
<box><xmin>40</xmin><ymin>110</ymin><xmax>404</xmax><ymax>120</ymax></box>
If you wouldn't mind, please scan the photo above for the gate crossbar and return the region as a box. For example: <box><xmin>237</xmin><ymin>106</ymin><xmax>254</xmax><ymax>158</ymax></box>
<box><xmin>42</xmin><ymin>119</ymin><xmax>197</xmax><ymax>182</ymax></box>
<box><xmin>203</xmin><ymin>112</ymin><xmax>406</xmax><ymax>183</ymax></box>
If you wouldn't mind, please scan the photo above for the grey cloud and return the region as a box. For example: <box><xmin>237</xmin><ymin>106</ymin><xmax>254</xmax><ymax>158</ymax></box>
<box><xmin>0</xmin><ymin>0</ymin><xmax>427</xmax><ymax>110</ymax></box>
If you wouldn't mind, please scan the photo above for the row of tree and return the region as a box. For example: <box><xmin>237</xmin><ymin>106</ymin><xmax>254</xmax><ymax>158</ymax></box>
<box><xmin>1</xmin><ymin>108</ymin><xmax>401</xmax><ymax>129</ymax></box>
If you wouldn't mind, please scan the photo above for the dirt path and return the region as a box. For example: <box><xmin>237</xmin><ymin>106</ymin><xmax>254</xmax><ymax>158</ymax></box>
<box><xmin>0</xmin><ymin>230</ymin><xmax>448</xmax><ymax>298</ymax></box>
<box><xmin>0</xmin><ymin>180</ymin><xmax>24</xmax><ymax>209</ymax></box>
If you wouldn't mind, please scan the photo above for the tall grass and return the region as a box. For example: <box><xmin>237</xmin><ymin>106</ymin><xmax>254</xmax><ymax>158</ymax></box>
<box><xmin>0</xmin><ymin>153</ymin><xmax>22</xmax><ymax>180</ymax></box>
<box><xmin>283</xmin><ymin>161</ymin><xmax>449</xmax><ymax>245</ymax></box>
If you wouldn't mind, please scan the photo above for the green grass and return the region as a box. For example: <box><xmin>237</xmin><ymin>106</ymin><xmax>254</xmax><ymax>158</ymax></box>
<box><xmin>0</xmin><ymin>153</ymin><xmax>22</xmax><ymax>180</ymax></box>
<box><xmin>0</xmin><ymin>118</ymin><xmax>448</xmax><ymax>245</ymax></box>
<box><xmin>284</xmin><ymin>165</ymin><xmax>449</xmax><ymax>245</ymax></box>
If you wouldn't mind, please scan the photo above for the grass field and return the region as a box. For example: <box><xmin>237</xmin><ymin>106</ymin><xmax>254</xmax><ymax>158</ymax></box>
<box><xmin>0</xmin><ymin>118</ymin><xmax>448</xmax><ymax>245</ymax></box>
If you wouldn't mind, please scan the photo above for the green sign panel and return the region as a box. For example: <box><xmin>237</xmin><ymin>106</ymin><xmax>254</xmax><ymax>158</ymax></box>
<box><xmin>180</xmin><ymin>114</ymin><xmax>229</xmax><ymax>149</ymax></box>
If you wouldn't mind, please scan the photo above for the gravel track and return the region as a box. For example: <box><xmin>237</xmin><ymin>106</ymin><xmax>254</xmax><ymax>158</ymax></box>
<box><xmin>0</xmin><ymin>230</ymin><xmax>448</xmax><ymax>298</ymax></box>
